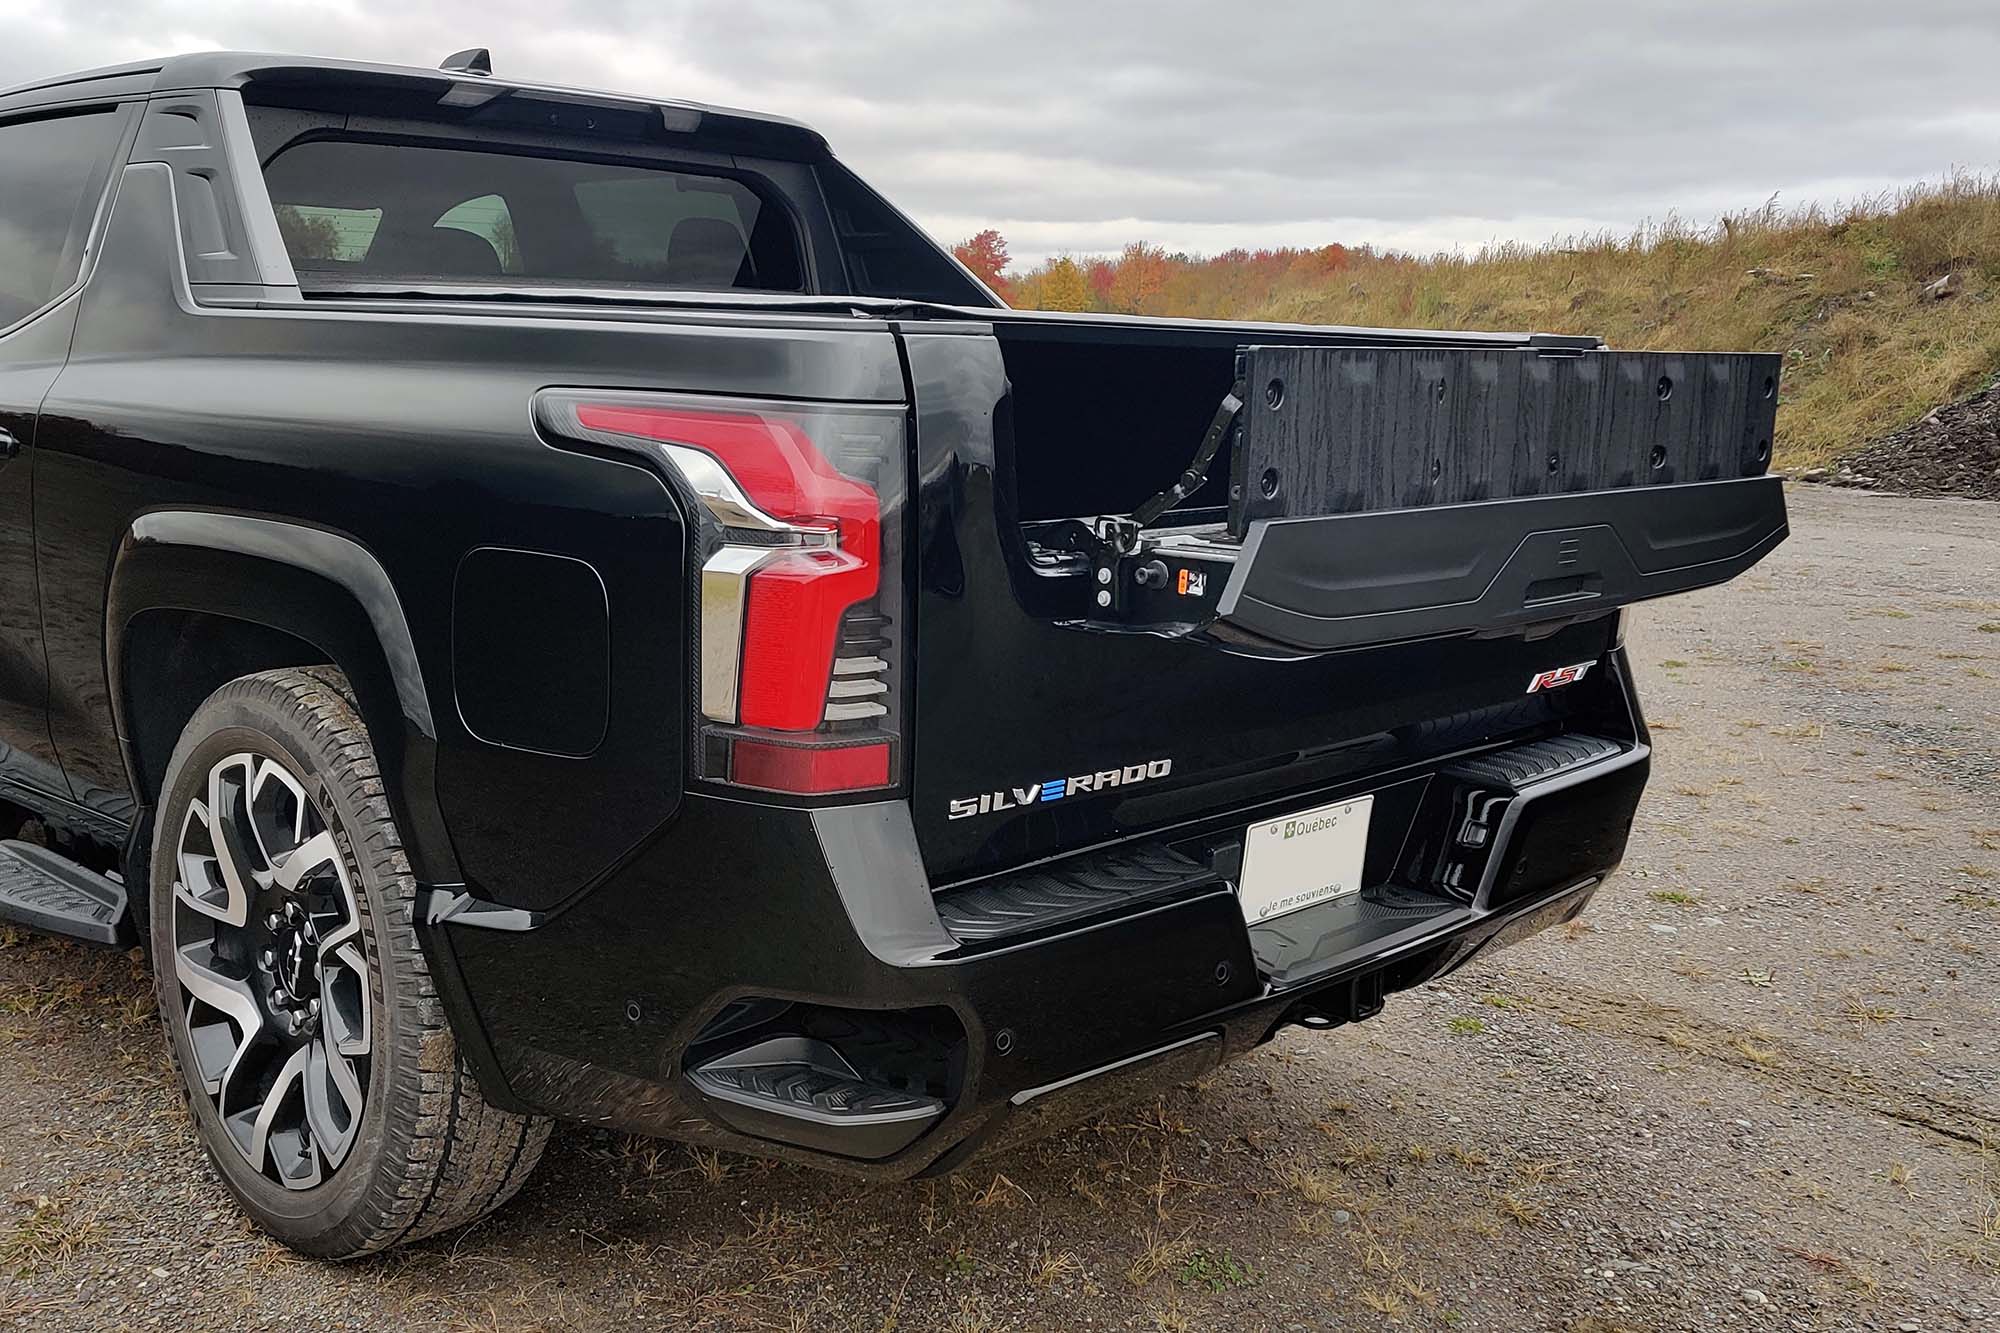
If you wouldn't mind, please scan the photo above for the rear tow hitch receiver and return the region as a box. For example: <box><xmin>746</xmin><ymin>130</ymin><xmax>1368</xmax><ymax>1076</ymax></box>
<box><xmin>1275</xmin><ymin>968</ymin><xmax>1388</xmax><ymax>1037</ymax></box>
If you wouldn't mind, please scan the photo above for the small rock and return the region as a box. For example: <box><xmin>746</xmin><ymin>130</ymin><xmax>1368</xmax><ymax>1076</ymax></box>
<box><xmin>1648</xmin><ymin>923</ymin><xmax>1678</xmax><ymax>934</ymax></box>
<box><xmin>1741</xmin><ymin>1288</ymin><xmax>1768</xmax><ymax>1305</ymax></box>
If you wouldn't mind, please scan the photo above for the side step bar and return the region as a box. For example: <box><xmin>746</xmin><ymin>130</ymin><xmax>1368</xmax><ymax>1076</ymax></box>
<box><xmin>686</xmin><ymin>1037</ymin><xmax>944</xmax><ymax>1161</ymax></box>
<box><xmin>0</xmin><ymin>840</ymin><xmax>133</xmax><ymax>946</ymax></box>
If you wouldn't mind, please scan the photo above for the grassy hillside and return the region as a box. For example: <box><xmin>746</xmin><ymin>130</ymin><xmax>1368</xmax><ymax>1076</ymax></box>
<box><xmin>1007</xmin><ymin>177</ymin><xmax>2000</xmax><ymax>470</ymax></box>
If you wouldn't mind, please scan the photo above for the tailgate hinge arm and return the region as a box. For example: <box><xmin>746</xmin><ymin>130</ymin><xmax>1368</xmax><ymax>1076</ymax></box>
<box><xmin>1130</xmin><ymin>377</ymin><xmax>1248</xmax><ymax>531</ymax></box>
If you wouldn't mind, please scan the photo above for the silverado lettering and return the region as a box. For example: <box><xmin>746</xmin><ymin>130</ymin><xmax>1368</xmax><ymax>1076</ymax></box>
<box><xmin>948</xmin><ymin>758</ymin><xmax>1175</xmax><ymax>818</ymax></box>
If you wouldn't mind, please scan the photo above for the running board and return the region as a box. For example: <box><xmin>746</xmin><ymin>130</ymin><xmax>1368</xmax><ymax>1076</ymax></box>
<box><xmin>686</xmin><ymin>1036</ymin><xmax>944</xmax><ymax>1161</ymax></box>
<box><xmin>0</xmin><ymin>840</ymin><xmax>134</xmax><ymax>945</ymax></box>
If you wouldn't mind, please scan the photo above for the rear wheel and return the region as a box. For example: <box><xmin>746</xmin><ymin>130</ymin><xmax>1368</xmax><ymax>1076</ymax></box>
<box><xmin>150</xmin><ymin>667</ymin><xmax>549</xmax><ymax>1258</ymax></box>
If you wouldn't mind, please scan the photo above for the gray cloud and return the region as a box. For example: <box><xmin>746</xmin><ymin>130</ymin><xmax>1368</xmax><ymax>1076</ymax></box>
<box><xmin>4</xmin><ymin>0</ymin><xmax>1995</xmax><ymax>265</ymax></box>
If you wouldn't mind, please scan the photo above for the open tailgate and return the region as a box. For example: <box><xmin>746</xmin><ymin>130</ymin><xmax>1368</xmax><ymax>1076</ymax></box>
<box><xmin>908</xmin><ymin>329</ymin><xmax>1786</xmax><ymax>885</ymax></box>
<box><xmin>1080</xmin><ymin>343</ymin><xmax>1787</xmax><ymax>652</ymax></box>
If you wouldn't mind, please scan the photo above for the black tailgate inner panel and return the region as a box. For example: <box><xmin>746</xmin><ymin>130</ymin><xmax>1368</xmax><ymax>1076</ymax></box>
<box><xmin>1230</xmin><ymin>345</ymin><xmax>1780</xmax><ymax>534</ymax></box>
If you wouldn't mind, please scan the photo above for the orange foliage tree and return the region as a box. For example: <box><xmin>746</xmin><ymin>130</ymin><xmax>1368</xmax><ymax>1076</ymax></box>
<box><xmin>1107</xmin><ymin>242</ymin><xmax>1171</xmax><ymax>314</ymax></box>
<box><xmin>951</xmin><ymin>229</ymin><xmax>1012</xmax><ymax>297</ymax></box>
<box><xmin>1000</xmin><ymin>237</ymin><xmax>1373</xmax><ymax>315</ymax></box>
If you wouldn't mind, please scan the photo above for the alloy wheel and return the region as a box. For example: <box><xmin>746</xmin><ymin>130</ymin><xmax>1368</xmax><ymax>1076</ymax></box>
<box><xmin>170</xmin><ymin>752</ymin><xmax>371</xmax><ymax>1191</ymax></box>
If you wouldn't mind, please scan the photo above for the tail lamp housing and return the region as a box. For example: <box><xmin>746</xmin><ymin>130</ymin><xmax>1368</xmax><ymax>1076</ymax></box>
<box><xmin>538</xmin><ymin>390</ymin><xmax>906</xmax><ymax>795</ymax></box>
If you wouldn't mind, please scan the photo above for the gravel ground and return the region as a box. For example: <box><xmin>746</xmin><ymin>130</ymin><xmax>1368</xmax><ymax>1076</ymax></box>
<box><xmin>3</xmin><ymin>483</ymin><xmax>1997</xmax><ymax>1332</ymax></box>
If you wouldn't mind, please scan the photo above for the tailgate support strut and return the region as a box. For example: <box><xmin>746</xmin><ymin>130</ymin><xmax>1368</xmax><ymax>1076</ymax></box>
<box><xmin>1131</xmin><ymin>377</ymin><xmax>1247</xmax><ymax>530</ymax></box>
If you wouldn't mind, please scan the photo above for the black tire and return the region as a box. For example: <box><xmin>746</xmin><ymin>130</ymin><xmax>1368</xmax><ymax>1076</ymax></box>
<box><xmin>149</xmin><ymin>667</ymin><xmax>549</xmax><ymax>1258</ymax></box>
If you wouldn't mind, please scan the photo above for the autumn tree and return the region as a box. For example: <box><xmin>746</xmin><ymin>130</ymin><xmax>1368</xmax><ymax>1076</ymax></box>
<box><xmin>1107</xmin><ymin>241</ymin><xmax>1171</xmax><ymax>314</ymax></box>
<box><xmin>1035</xmin><ymin>257</ymin><xmax>1092</xmax><ymax>311</ymax></box>
<box><xmin>951</xmin><ymin>229</ymin><xmax>1012</xmax><ymax>297</ymax></box>
<box><xmin>1085</xmin><ymin>257</ymin><xmax>1117</xmax><ymax>303</ymax></box>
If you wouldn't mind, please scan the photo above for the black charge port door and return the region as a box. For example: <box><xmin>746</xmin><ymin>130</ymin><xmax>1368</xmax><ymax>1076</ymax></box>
<box><xmin>1215</xmin><ymin>343</ymin><xmax>1789</xmax><ymax>652</ymax></box>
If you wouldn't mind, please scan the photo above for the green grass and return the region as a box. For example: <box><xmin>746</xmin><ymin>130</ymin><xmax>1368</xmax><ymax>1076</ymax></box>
<box><xmin>1447</xmin><ymin>1016</ymin><xmax>1487</xmax><ymax>1036</ymax></box>
<box><xmin>1176</xmin><ymin>1249</ymin><xmax>1256</xmax><ymax>1292</ymax></box>
<box><xmin>1010</xmin><ymin>173</ymin><xmax>2000</xmax><ymax>470</ymax></box>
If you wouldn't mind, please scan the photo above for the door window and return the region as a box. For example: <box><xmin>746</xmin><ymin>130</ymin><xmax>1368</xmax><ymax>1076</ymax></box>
<box><xmin>0</xmin><ymin>110</ymin><xmax>125</xmax><ymax>329</ymax></box>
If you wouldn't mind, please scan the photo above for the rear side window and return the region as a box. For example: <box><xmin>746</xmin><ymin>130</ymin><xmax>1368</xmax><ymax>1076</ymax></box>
<box><xmin>817</xmin><ymin>159</ymin><xmax>996</xmax><ymax>307</ymax></box>
<box><xmin>258</xmin><ymin>137</ymin><xmax>803</xmax><ymax>292</ymax></box>
<box><xmin>0</xmin><ymin>109</ymin><xmax>125</xmax><ymax>328</ymax></box>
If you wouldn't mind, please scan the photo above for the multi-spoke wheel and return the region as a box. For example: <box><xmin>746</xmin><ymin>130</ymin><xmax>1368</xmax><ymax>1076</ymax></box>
<box><xmin>151</xmin><ymin>668</ymin><xmax>549</xmax><ymax>1258</ymax></box>
<box><xmin>171</xmin><ymin>751</ymin><xmax>371</xmax><ymax>1191</ymax></box>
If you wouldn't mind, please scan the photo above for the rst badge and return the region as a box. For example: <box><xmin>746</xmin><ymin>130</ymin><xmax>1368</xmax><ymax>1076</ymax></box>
<box><xmin>948</xmin><ymin>758</ymin><xmax>1172</xmax><ymax>820</ymax></box>
<box><xmin>1526</xmin><ymin>660</ymin><xmax>1595</xmax><ymax>693</ymax></box>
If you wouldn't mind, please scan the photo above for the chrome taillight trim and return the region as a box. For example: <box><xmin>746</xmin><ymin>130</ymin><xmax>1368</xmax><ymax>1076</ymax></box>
<box><xmin>699</xmin><ymin>545</ymin><xmax>775</xmax><ymax>722</ymax></box>
<box><xmin>661</xmin><ymin>442</ymin><xmax>814</xmax><ymax>534</ymax></box>
<box><xmin>832</xmin><ymin>655</ymin><xmax>889</xmax><ymax>676</ymax></box>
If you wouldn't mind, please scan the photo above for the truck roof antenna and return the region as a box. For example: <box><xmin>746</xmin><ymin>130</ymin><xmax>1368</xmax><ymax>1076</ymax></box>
<box><xmin>440</xmin><ymin>48</ymin><xmax>493</xmax><ymax>77</ymax></box>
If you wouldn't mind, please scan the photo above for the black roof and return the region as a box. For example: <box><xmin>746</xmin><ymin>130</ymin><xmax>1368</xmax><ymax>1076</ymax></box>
<box><xmin>0</xmin><ymin>50</ymin><xmax>826</xmax><ymax>153</ymax></box>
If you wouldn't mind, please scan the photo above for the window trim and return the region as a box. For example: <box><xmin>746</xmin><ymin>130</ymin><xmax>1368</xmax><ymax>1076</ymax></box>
<box><xmin>0</xmin><ymin>101</ymin><xmax>140</xmax><ymax>340</ymax></box>
<box><xmin>251</xmin><ymin>125</ymin><xmax>818</xmax><ymax>297</ymax></box>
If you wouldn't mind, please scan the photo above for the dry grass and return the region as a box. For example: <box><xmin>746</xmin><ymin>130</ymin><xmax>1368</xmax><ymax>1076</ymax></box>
<box><xmin>1015</xmin><ymin>173</ymin><xmax>2000</xmax><ymax>469</ymax></box>
<box><xmin>1126</xmin><ymin>1225</ymin><xmax>1197</xmax><ymax>1287</ymax></box>
<box><xmin>1</xmin><ymin>1193</ymin><xmax>105</xmax><ymax>1269</ymax></box>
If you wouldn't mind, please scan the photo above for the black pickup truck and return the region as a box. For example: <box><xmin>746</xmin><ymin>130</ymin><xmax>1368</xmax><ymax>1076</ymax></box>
<box><xmin>0</xmin><ymin>50</ymin><xmax>1787</xmax><ymax>1257</ymax></box>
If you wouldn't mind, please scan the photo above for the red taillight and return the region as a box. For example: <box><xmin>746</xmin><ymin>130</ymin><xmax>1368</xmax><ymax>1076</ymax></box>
<box><xmin>737</xmin><ymin>547</ymin><xmax>873</xmax><ymax>730</ymax></box>
<box><xmin>545</xmin><ymin>392</ymin><xmax>905</xmax><ymax>796</ymax></box>
<box><xmin>731</xmin><ymin>738</ymin><xmax>891</xmax><ymax>794</ymax></box>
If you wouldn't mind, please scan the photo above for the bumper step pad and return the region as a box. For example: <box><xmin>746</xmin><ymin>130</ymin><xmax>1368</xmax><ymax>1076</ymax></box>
<box><xmin>1443</xmin><ymin>732</ymin><xmax>1624</xmax><ymax>789</ymax></box>
<box><xmin>686</xmin><ymin>1036</ymin><xmax>943</xmax><ymax>1161</ymax></box>
<box><xmin>0</xmin><ymin>840</ymin><xmax>132</xmax><ymax>946</ymax></box>
<box><xmin>935</xmin><ymin>843</ymin><xmax>1217</xmax><ymax>944</ymax></box>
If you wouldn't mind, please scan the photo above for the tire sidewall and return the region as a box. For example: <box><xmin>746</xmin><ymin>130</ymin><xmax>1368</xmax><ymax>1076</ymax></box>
<box><xmin>149</xmin><ymin>679</ymin><xmax>406</xmax><ymax>1253</ymax></box>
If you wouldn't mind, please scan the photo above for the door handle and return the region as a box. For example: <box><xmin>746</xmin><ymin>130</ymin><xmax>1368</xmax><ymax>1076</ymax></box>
<box><xmin>0</xmin><ymin>430</ymin><xmax>18</xmax><ymax>459</ymax></box>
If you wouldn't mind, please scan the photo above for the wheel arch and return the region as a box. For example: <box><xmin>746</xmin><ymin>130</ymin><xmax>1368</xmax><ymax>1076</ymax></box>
<box><xmin>106</xmin><ymin>510</ymin><xmax>461</xmax><ymax>888</ymax></box>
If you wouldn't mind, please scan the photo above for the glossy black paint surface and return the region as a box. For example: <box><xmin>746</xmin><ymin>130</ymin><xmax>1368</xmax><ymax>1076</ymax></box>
<box><xmin>0</xmin><ymin>53</ymin><xmax>1776</xmax><ymax>1176</ymax></box>
<box><xmin>899</xmin><ymin>329</ymin><xmax>1621</xmax><ymax>882</ymax></box>
<box><xmin>37</xmin><ymin>154</ymin><xmax>901</xmax><ymax>906</ymax></box>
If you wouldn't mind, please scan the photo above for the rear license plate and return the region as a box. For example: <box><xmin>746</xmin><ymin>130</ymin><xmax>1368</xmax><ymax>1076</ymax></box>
<box><xmin>1238</xmin><ymin>795</ymin><xmax>1374</xmax><ymax>924</ymax></box>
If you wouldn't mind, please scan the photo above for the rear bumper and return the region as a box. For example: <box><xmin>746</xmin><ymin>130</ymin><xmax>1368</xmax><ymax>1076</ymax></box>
<box><xmin>433</xmin><ymin>712</ymin><xmax>1647</xmax><ymax>1178</ymax></box>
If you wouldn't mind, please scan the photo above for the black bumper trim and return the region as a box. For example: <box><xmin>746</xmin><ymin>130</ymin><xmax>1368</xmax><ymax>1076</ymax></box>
<box><xmin>1217</xmin><ymin>475</ymin><xmax>1787</xmax><ymax>652</ymax></box>
<box><xmin>1009</xmin><ymin>1030</ymin><xmax>1222</xmax><ymax>1107</ymax></box>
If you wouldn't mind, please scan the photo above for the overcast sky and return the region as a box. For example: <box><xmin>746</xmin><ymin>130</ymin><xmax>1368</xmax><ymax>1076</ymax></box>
<box><xmin>4</xmin><ymin>0</ymin><xmax>1997</xmax><ymax>268</ymax></box>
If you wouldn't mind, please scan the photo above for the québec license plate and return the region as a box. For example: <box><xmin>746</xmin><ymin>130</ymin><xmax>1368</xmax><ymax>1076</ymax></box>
<box><xmin>1237</xmin><ymin>795</ymin><xmax>1374</xmax><ymax>924</ymax></box>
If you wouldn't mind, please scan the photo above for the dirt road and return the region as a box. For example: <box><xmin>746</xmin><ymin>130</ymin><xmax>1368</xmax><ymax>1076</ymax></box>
<box><xmin>4</xmin><ymin>484</ymin><xmax>1997</xmax><ymax>1332</ymax></box>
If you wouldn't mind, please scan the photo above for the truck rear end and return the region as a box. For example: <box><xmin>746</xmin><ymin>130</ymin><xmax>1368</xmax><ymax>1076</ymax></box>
<box><xmin>182</xmin><ymin>54</ymin><xmax>1783</xmax><ymax>1177</ymax></box>
<box><xmin>532</xmin><ymin>306</ymin><xmax>1782</xmax><ymax>1172</ymax></box>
